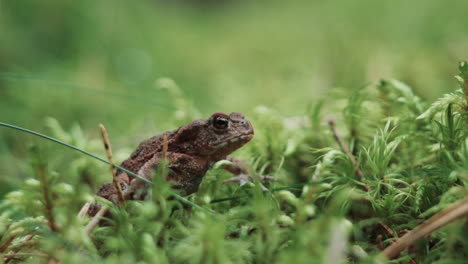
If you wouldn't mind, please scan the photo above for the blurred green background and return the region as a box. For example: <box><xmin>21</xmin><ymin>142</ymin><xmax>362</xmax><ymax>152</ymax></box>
<box><xmin>1</xmin><ymin>0</ymin><xmax>467</xmax><ymax>194</ymax></box>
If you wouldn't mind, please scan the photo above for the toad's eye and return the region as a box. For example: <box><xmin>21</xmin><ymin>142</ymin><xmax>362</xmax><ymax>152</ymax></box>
<box><xmin>213</xmin><ymin>115</ymin><xmax>229</xmax><ymax>129</ymax></box>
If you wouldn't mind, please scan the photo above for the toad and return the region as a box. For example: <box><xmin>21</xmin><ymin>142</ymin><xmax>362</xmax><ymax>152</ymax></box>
<box><xmin>95</xmin><ymin>112</ymin><xmax>263</xmax><ymax>204</ymax></box>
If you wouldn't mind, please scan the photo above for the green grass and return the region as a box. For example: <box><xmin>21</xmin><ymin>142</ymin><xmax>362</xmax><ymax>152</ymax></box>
<box><xmin>0</xmin><ymin>63</ymin><xmax>467</xmax><ymax>263</ymax></box>
<box><xmin>1</xmin><ymin>1</ymin><xmax>468</xmax><ymax>263</ymax></box>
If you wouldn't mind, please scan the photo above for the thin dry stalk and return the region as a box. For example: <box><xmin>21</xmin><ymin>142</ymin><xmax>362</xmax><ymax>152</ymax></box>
<box><xmin>158</xmin><ymin>134</ymin><xmax>169</xmax><ymax>180</ymax></box>
<box><xmin>376</xmin><ymin>234</ymin><xmax>384</xmax><ymax>250</ymax></box>
<box><xmin>0</xmin><ymin>235</ymin><xmax>16</xmax><ymax>253</ymax></box>
<box><xmin>84</xmin><ymin>206</ymin><xmax>108</xmax><ymax>234</ymax></box>
<box><xmin>304</xmin><ymin>181</ymin><xmax>318</xmax><ymax>205</ymax></box>
<box><xmin>326</xmin><ymin>118</ymin><xmax>370</xmax><ymax>192</ymax></box>
<box><xmin>378</xmin><ymin>222</ymin><xmax>417</xmax><ymax>263</ymax></box>
<box><xmin>382</xmin><ymin>198</ymin><xmax>468</xmax><ymax>259</ymax></box>
<box><xmin>2</xmin><ymin>252</ymin><xmax>49</xmax><ymax>258</ymax></box>
<box><xmin>464</xmin><ymin>76</ymin><xmax>468</xmax><ymax>106</ymax></box>
<box><xmin>35</xmin><ymin>153</ymin><xmax>58</xmax><ymax>232</ymax></box>
<box><xmin>162</xmin><ymin>133</ymin><xmax>168</xmax><ymax>160</ymax></box>
<box><xmin>100</xmin><ymin>124</ymin><xmax>125</xmax><ymax>205</ymax></box>
<box><xmin>463</xmin><ymin>78</ymin><xmax>468</xmax><ymax>105</ymax></box>
<box><xmin>77</xmin><ymin>202</ymin><xmax>91</xmax><ymax>218</ymax></box>
<box><xmin>379</xmin><ymin>221</ymin><xmax>397</xmax><ymax>238</ymax></box>
<box><xmin>3</xmin><ymin>234</ymin><xmax>34</xmax><ymax>263</ymax></box>
<box><xmin>3</xmin><ymin>252</ymin><xmax>59</xmax><ymax>264</ymax></box>
<box><xmin>461</xmin><ymin>61</ymin><xmax>468</xmax><ymax>105</ymax></box>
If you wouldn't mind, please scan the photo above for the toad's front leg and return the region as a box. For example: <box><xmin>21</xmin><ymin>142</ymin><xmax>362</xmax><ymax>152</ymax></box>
<box><xmin>127</xmin><ymin>152</ymin><xmax>211</xmax><ymax>198</ymax></box>
<box><xmin>222</xmin><ymin>156</ymin><xmax>274</xmax><ymax>190</ymax></box>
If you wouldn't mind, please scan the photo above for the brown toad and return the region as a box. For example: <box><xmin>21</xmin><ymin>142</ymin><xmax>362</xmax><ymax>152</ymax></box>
<box><xmin>95</xmin><ymin>112</ymin><xmax>255</xmax><ymax>203</ymax></box>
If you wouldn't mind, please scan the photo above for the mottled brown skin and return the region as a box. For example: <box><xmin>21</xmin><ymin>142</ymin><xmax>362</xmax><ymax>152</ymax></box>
<box><xmin>96</xmin><ymin>112</ymin><xmax>254</xmax><ymax>203</ymax></box>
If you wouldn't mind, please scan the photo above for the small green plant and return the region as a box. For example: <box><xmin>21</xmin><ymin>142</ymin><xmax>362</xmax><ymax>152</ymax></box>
<box><xmin>1</xmin><ymin>62</ymin><xmax>467</xmax><ymax>263</ymax></box>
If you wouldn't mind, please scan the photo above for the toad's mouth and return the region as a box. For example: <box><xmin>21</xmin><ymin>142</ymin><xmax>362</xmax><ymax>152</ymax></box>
<box><xmin>209</xmin><ymin>133</ymin><xmax>254</xmax><ymax>150</ymax></box>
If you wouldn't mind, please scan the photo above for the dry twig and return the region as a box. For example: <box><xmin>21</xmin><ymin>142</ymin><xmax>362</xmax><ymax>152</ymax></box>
<box><xmin>32</xmin><ymin>148</ymin><xmax>58</xmax><ymax>232</ymax></box>
<box><xmin>157</xmin><ymin>134</ymin><xmax>169</xmax><ymax>181</ymax></box>
<box><xmin>379</xmin><ymin>221</ymin><xmax>397</xmax><ymax>237</ymax></box>
<box><xmin>3</xmin><ymin>149</ymin><xmax>58</xmax><ymax>262</ymax></box>
<box><xmin>378</xmin><ymin>222</ymin><xmax>417</xmax><ymax>264</ymax></box>
<box><xmin>77</xmin><ymin>202</ymin><xmax>91</xmax><ymax>218</ymax></box>
<box><xmin>100</xmin><ymin>124</ymin><xmax>125</xmax><ymax>205</ymax></box>
<box><xmin>0</xmin><ymin>236</ymin><xmax>16</xmax><ymax>254</ymax></box>
<box><xmin>162</xmin><ymin>133</ymin><xmax>168</xmax><ymax>161</ymax></box>
<box><xmin>381</xmin><ymin>198</ymin><xmax>468</xmax><ymax>259</ymax></box>
<box><xmin>326</xmin><ymin>118</ymin><xmax>370</xmax><ymax>191</ymax></box>
<box><xmin>84</xmin><ymin>206</ymin><xmax>109</xmax><ymax>234</ymax></box>
<box><xmin>376</xmin><ymin>234</ymin><xmax>385</xmax><ymax>250</ymax></box>
<box><xmin>2</xmin><ymin>252</ymin><xmax>49</xmax><ymax>258</ymax></box>
<box><xmin>3</xmin><ymin>234</ymin><xmax>34</xmax><ymax>263</ymax></box>
<box><xmin>79</xmin><ymin>125</ymin><xmax>125</xmax><ymax>233</ymax></box>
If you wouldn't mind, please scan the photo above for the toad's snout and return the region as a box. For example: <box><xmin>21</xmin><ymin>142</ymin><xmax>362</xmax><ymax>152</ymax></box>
<box><xmin>243</xmin><ymin>120</ymin><xmax>254</xmax><ymax>135</ymax></box>
<box><xmin>229</xmin><ymin>112</ymin><xmax>254</xmax><ymax>135</ymax></box>
<box><xmin>234</xmin><ymin>119</ymin><xmax>254</xmax><ymax>136</ymax></box>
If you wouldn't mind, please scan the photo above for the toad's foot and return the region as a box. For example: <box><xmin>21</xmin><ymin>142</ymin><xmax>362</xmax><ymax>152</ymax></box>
<box><xmin>223</xmin><ymin>174</ymin><xmax>275</xmax><ymax>191</ymax></box>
